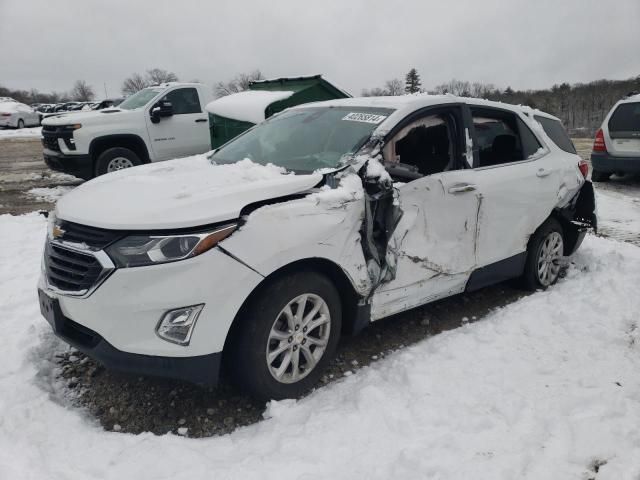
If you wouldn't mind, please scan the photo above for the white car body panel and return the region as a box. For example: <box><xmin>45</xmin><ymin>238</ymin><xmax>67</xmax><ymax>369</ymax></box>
<box><xmin>56</xmin><ymin>156</ymin><xmax>324</xmax><ymax>230</ymax></box>
<box><xmin>42</xmin><ymin>94</ymin><xmax>592</xmax><ymax>371</ymax></box>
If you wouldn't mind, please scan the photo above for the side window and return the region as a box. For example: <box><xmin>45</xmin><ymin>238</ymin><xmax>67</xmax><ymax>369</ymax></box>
<box><xmin>534</xmin><ymin>115</ymin><xmax>576</xmax><ymax>154</ymax></box>
<box><xmin>471</xmin><ymin>108</ymin><xmax>542</xmax><ymax>167</ymax></box>
<box><xmin>162</xmin><ymin>88</ymin><xmax>201</xmax><ymax>115</ymax></box>
<box><xmin>383</xmin><ymin>110</ymin><xmax>460</xmax><ymax>181</ymax></box>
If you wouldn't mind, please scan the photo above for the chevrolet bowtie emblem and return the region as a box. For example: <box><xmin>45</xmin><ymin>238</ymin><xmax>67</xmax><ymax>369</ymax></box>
<box><xmin>52</xmin><ymin>225</ymin><xmax>65</xmax><ymax>239</ymax></box>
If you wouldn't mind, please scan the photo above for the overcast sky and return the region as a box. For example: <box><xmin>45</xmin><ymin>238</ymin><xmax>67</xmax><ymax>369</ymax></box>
<box><xmin>1</xmin><ymin>0</ymin><xmax>638</xmax><ymax>98</ymax></box>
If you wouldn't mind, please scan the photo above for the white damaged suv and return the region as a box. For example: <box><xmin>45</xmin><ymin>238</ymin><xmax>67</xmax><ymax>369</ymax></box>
<box><xmin>38</xmin><ymin>95</ymin><xmax>596</xmax><ymax>399</ymax></box>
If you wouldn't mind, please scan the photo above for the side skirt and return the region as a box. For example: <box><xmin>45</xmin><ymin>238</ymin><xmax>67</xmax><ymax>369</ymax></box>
<box><xmin>465</xmin><ymin>252</ymin><xmax>526</xmax><ymax>292</ymax></box>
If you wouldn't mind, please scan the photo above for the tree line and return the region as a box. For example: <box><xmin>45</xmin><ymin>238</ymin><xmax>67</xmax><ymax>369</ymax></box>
<box><xmin>364</xmin><ymin>68</ymin><xmax>640</xmax><ymax>136</ymax></box>
<box><xmin>0</xmin><ymin>68</ymin><xmax>181</xmax><ymax>104</ymax></box>
<box><xmin>3</xmin><ymin>66</ymin><xmax>638</xmax><ymax>135</ymax></box>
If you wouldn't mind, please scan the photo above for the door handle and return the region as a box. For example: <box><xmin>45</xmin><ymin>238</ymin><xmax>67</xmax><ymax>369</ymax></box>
<box><xmin>448</xmin><ymin>183</ymin><xmax>476</xmax><ymax>194</ymax></box>
<box><xmin>536</xmin><ymin>168</ymin><xmax>551</xmax><ymax>178</ymax></box>
<box><xmin>195</xmin><ymin>118</ymin><xmax>207</xmax><ymax>123</ymax></box>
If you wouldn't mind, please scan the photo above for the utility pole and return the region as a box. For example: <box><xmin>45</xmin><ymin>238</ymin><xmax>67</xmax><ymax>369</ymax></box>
<box><xmin>103</xmin><ymin>82</ymin><xmax>108</xmax><ymax>99</ymax></box>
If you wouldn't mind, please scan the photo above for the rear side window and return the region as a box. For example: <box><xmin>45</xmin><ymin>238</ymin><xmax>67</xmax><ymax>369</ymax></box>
<box><xmin>608</xmin><ymin>102</ymin><xmax>640</xmax><ymax>133</ymax></box>
<box><xmin>534</xmin><ymin>115</ymin><xmax>577</xmax><ymax>154</ymax></box>
<box><xmin>471</xmin><ymin>108</ymin><xmax>542</xmax><ymax>167</ymax></box>
<box><xmin>163</xmin><ymin>88</ymin><xmax>201</xmax><ymax>115</ymax></box>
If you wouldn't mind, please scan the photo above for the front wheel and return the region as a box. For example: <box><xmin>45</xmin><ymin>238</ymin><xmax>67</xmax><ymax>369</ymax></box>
<box><xmin>521</xmin><ymin>218</ymin><xmax>564</xmax><ymax>291</ymax></box>
<box><xmin>230</xmin><ymin>272</ymin><xmax>342</xmax><ymax>400</ymax></box>
<box><xmin>95</xmin><ymin>147</ymin><xmax>141</xmax><ymax>177</ymax></box>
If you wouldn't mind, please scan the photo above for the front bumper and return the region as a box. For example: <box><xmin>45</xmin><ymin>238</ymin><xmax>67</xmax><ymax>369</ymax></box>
<box><xmin>591</xmin><ymin>152</ymin><xmax>640</xmax><ymax>174</ymax></box>
<box><xmin>39</xmin><ymin>289</ymin><xmax>221</xmax><ymax>385</ymax></box>
<box><xmin>43</xmin><ymin>149</ymin><xmax>93</xmax><ymax>180</ymax></box>
<box><xmin>39</xmin><ymin>244</ymin><xmax>264</xmax><ymax>384</ymax></box>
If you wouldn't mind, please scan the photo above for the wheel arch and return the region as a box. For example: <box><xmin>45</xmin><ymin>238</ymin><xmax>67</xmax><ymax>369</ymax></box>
<box><xmin>89</xmin><ymin>134</ymin><xmax>151</xmax><ymax>166</ymax></box>
<box><xmin>221</xmin><ymin>257</ymin><xmax>364</xmax><ymax>362</ymax></box>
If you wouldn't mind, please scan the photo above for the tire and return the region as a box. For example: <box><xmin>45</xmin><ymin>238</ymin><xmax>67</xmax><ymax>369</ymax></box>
<box><xmin>229</xmin><ymin>271</ymin><xmax>342</xmax><ymax>400</ymax></box>
<box><xmin>521</xmin><ymin>218</ymin><xmax>564</xmax><ymax>291</ymax></box>
<box><xmin>94</xmin><ymin>147</ymin><xmax>141</xmax><ymax>177</ymax></box>
<box><xmin>591</xmin><ymin>169</ymin><xmax>610</xmax><ymax>182</ymax></box>
<box><xmin>17</xmin><ymin>119</ymin><xmax>24</xmax><ymax>129</ymax></box>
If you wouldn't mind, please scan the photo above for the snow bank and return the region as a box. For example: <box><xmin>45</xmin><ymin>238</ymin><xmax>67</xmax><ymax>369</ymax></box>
<box><xmin>205</xmin><ymin>90</ymin><xmax>294</xmax><ymax>124</ymax></box>
<box><xmin>0</xmin><ymin>126</ymin><xmax>42</xmax><ymax>138</ymax></box>
<box><xmin>2</xmin><ymin>211</ymin><xmax>640</xmax><ymax>478</ymax></box>
<box><xmin>596</xmin><ymin>188</ymin><xmax>640</xmax><ymax>235</ymax></box>
<box><xmin>27</xmin><ymin>186</ymin><xmax>75</xmax><ymax>202</ymax></box>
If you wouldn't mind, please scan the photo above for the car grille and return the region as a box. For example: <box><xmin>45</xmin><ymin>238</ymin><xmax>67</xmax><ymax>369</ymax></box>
<box><xmin>55</xmin><ymin>220</ymin><xmax>122</xmax><ymax>249</ymax></box>
<box><xmin>42</xmin><ymin>135</ymin><xmax>61</xmax><ymax>152</ymax></box>
<box><xmin>45</xmin><ymin>243</ymin><xmax>104</xmax><ymax>293</ymax></box>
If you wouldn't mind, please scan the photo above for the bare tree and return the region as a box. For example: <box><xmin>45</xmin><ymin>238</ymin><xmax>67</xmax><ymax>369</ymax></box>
<box><xmin>214</xmin><ymin>70</ymin><xmax>264</xmax><ymax>97</ymax></box>
<box><xmin>121</xmin><ymin>73</ymin><xmax>149</xmax><ymax>95</ymax></box>
<box><xmin>71</xmin><ymin>80</ymin><xmax>95</xmax><ymax>101</ymax></box>
<box><xmin>385</xmin><ymin>78</ymin><xmax>404</xmax><ymax>96</ymax></box>
<box><xmin>146</xmin><ymin>68</ymin><xmax>179</xmax><ymax>85</ymax></box>
<box><xmin>361</xmin><ymin>87</ymin><xmax>387</xmax><ymax>97</ymax></box>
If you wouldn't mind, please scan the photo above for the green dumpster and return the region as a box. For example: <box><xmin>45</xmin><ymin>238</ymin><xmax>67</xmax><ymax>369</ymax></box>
<box><xmin>206</xmin><ymin>75</ymin><xmax>351</xmax><ymax>148</ymax></box>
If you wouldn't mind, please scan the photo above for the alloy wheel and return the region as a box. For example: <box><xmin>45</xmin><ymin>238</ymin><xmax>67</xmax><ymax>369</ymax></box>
<box><xmin>537</xmin><ymin>231</ymin><xmax>563</xmax><ymax>286</ymax></box>
<box><xmin>266</xmin><ymin>293</ymin><xmax>331</xmax><ymax>384</ymax></box>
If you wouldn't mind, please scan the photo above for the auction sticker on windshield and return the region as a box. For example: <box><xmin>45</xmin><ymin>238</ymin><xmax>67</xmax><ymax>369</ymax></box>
<box><xmin>342</xmin><ymin>112</ymin><xmax>387</xmax><ymax>124</ymax></box>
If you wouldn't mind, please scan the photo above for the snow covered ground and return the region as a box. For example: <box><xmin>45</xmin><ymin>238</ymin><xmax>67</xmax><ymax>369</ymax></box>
<box><xmin>0</xmin><ymin>126</ymin><xmax>42</xmax><ymax>138</ymax></box>
<box><xmin>2</xmin><ymin>209</ymin><xmax>640</xmax><ymax>478</ymax></box>
<box><xmin>26</xmin><ymin>186</ymin><xmax>75</xmax><ymax>202</ymax></box>
<box><xmin>596</xmin><ymin>188</ymin><xmax>640</xmax><ymax>244</ymax></box>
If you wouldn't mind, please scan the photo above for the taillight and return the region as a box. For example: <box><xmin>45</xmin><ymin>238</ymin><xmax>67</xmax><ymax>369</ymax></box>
<box><xmin>593</xmin><ymin>128</ymin><xmax>607</xmax><ymax>152</ymax></box>
<box><xmin>578</xmin><ymin>159</ymin><xmax>589</xmax><ymax>179</ymax></box>
<box><xmin>0</xmin><ymin>113</ymin><xmax>11</xmax><ymax>117</ymax></box>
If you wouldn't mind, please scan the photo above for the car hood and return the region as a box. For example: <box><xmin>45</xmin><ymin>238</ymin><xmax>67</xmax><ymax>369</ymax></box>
<box><xmin>42</xmin><ymin>108</ymin><xmax>126</xmax><ymax>125</ymax></box>
<box><xmin>56</xmin><ymin>156</ymin><xmax>324</xmax><ymax>230</ymax></box>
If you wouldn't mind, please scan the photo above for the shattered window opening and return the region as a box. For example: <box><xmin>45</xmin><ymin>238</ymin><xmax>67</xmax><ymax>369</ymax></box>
<box><xmin>382</xmin><ymin>112</ymin><xmax>459</xmax><ymax>182</ymax></box>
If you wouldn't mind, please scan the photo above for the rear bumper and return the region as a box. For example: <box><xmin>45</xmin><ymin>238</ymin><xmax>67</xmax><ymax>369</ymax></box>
<box><xmin>43</xmin><ymin>149</ymin><xmax>93</xmax><ymax>180</ymax></box>
<box><xmin>591</xmin><ymin>152</ymin><xmax>640</xmax><ymax>173</ymax></box>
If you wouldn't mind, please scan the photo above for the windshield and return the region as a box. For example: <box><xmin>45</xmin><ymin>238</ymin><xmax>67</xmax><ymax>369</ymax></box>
<box><xmin>119</xmin><ymin>87</ymin><xmax>164</xmax><ymax>110</ymax></box>
<box><xmin>210</xmin><ymin>106</ymin><xmax>394</xmax><ymax>172</ymax></box>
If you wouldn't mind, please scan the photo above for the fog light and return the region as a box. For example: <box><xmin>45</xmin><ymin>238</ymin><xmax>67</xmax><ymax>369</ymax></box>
<box><xmin>156</xmin><ymin>304</ymin><xmax>204</xmax><ymax>345</ymax></box>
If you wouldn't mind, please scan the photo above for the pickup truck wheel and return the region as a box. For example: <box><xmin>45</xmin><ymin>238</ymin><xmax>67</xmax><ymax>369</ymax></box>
<box><xmin>591</xmin><ymin>169</ymin><xmax>610</xmax><ymax>182</ymax></box>
<box><xmin>230</xmin><ymin>272</ymin><xmax>342</xmax><ymax>401</ymax></box>
<box><xmin>95</xmin><ymin>147</ymin><xmax>141</xmax><ymax>176</ymax></box>
<box><xmin>521</xmin><ymin>218</ymin><xmax>564</xmax><ymax>291</ymax></box>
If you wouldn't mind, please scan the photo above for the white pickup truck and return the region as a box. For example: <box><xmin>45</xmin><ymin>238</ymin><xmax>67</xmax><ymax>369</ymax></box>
<box><xmin>41</xmin><ymin>83</ymin><xmax>212</xmax><ymax>179</ymax></box>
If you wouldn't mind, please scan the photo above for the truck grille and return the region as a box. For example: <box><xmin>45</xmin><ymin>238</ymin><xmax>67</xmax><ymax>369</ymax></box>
<box><xmin>45</xmin><ymin>243</ymin><xmax>104</xmax><ymax>293</ymax></box>
<box><xmin>42</xmin><ymin>135</ymin><xmax>61</xmax><ymax>152</ymax></box>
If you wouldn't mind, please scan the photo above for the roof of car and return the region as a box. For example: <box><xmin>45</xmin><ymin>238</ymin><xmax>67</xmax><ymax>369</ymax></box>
<box><xmin>290</xmin><ymin>93</ymin><xmax>559</xmax><ymax>134</ymax></box>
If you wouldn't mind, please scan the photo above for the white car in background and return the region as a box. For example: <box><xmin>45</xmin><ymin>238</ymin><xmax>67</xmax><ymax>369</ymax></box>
<box><xmin>38</xmin><ymin>95</ymin><xmax>596</xmax><ymax>400</ymax></box>
<box><xmin>591</xmin><ymin>92</ymin><xmax>640</xmax><ymax>181</ymax></box>
<box><xmin>0</xmin><ymin>100</ymin><xmax>40</xmax><ymax>128</ymax></box>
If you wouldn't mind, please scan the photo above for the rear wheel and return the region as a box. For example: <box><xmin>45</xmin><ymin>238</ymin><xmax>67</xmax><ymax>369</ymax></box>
<box><xmin>521</xmin><ymin>218</ymin><xmax>564</xmax><ymax>291</ymax></box>
<box><xmin>17</xmin><ymin>119</ymin><xmax>24</xmax><ymax>129</ymax></box>
<box><xmin>95</xmin><ymin>147</ymin><xmax>141</xmax><ymax>177</ymax></box>
<box><xmin>230</xmin><ymin>271</ymin><xmax>342</xmax><ymax>400</ymax></box>
<box><xmin>591</xmin><ymin>169</ymin><xmax>610</xmax><ymax>182</ymax></box>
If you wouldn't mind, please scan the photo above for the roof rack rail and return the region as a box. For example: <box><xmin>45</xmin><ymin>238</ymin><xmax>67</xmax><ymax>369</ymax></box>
<box><xmin>624</xmin><ymin>91</ymin><xmax>639</xmax><ymax>98</ymax></box>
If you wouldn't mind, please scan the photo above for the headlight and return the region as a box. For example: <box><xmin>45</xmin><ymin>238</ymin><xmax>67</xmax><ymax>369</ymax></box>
<box><xmin>61</xmin><ymin>123</ymin><xmax>82</xmax><ymax>131</ymax></box>
<box><xmin>105</xmin><ymin>223</ymin><xmax>237</xmax><ymax>268</ymax></box>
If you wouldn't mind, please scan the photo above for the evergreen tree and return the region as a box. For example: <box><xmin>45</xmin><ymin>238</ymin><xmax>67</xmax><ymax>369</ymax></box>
<box><xmin>404</xmin><ymin>68</ymin><xmax>422</xmax><ymax>94</ymax></box>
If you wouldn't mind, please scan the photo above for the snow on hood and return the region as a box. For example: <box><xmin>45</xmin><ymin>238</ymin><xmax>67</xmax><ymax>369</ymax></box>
<box><xmin>205</xmin><ymin>90</ymin><xmax>294</xmax><ymax>124</ymax></box>
<box><xmin>56</xmin><ymin>156</ymin><xmax>323</xmax><ymax>230</ymax></box>
<box><xmin>43</xmin><ymin>109</ymin><xmax>124</xmax><ymax>125</ymax></box>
